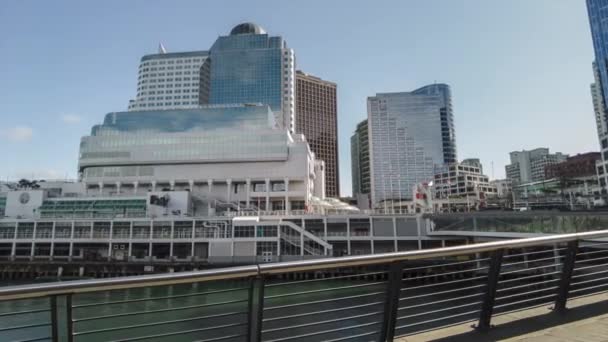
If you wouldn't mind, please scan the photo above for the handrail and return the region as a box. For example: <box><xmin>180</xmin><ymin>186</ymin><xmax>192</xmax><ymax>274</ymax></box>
<box><xmin>1</xmin><ymin>229</ymin><xmax>608</xmax><ymax>301</ymax></box>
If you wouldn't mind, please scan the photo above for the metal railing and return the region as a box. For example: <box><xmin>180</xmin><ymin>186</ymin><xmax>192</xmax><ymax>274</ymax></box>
<box><xmin>2</xmin><ymin>231</ymin><xmax>608</xmax><ymax>341</ymax></box>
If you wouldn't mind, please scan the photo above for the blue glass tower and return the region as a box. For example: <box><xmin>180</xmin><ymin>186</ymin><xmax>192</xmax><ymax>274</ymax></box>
<box><xmin>201</xmin><ymin>23</ymin><xmax>296</xmax><ymax>132</ymax></box>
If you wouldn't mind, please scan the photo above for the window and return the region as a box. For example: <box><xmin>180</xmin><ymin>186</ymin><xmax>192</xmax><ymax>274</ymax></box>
<box><xmin>234</xmin><ymin>226</ymin><xmax>254</xmax><ymax>238</ymax></box>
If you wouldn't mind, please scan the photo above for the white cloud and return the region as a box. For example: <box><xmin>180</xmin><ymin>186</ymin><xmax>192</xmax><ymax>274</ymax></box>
<box><xmin>1</xmin><ymin>125</ymin><xmax>33</xmax><ymax>142</ymax></box>
<box><xmin>61</xmin><ymin>114</ymin><xmax>82</xmax><ymax>124</ymax></box>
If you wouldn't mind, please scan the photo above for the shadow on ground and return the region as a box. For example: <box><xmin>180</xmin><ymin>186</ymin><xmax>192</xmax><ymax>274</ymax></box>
<box><xmin>419</xmin><ymin>299</ymin><xmax>608</xmax><ymax>342</ymax></box>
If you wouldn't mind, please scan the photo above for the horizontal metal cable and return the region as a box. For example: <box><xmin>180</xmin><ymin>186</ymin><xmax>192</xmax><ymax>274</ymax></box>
<box><xmin>401</xmin><ymin>258</ymin><xmax>490</xmax><ymax>272</ymax></box>
<box><xmin>494</xmin><ymin>293</ymin><xmax>556</xmax><ymax>309</ymax></box>
<box><xmin>73</xmin><ymin>286</ymin><xmax>249</xmax><ymax>308</ymax></box>
<box><xmin>264</xmin><ymin>281</ymin><xmax>386</xmax><ymax>299</ymax></box>
<box><xmin>399</xmin><ymin>292</ymin><xmax>482</xmax><ymax>309</ymax></box>
<box><xmin>497</xmin><ymin>278</ymin><xmax>559</xmax><ymax>293</ymax></box>
<box><xmin>570</xmin><ymin>275</ymin><xmax>608</xmax><ymax>287</ymax></box>
<box><xmin>395</xmin><ymin>310</ymin><xmax>480</xmax><ymax>330</ymax></box>
<box><xmin>402</xmin><ymin>267</ymin><xmax>488</xmax><ymax>282</ymax></box>
<box><xmin>568</xmin><ymin>282</ymin><xmax>608</xmax><ymax>294</ymax></box>
<box><xmin>192</xmin><ymin>334</ymin><xmax>248</xmax><ymax>342</ymax></box>
<box><xmin>397</xmin><ymin>301</ymin><xmax>483</xmax><ymax>320</ymax></box>
<box><xmin>574</xmin><ymin>263</ymin><xmax>608</xmax><ymax>272</ymax></box>
<box><xmin>574</xmin><ymin>256</ymin><xmax>608</xmax><ymax>265</ymax></box>
<box><xmin>263</xmin><ymin>321</ymin><xmax>382</xmax><ymax>342</ymax></box>
<box><xmin>575</xmin><ymin>249</ymin><xmax>608</xmax><ymax>258</ymax></box>
<box><xmin>579</xmin><ymin>241</ymin><xmax>608</xmax><ymax>248</ymax></box>
<box><xmin>502</xmin><ymin>255</ymin><xmax>564</xmax><ymax>268</ymax></box>
<box><xmin>322</xmin><ymin>330</ymin><xmax>379</xmax><ymax>342</ymax></box>
<box><xmin>500</xmin><ymin>263</ymin><xmax>562</xmax><ymax>276</ymax></box>
<box><xmin>568</xmin><ymin>288</ymin><xmax>608</xmax><ymax>300</ymax></box>
<box><xmin>0</xmin><ymin>322</ymin><xmax>50</xmax><ymax>332</ymax></box>
<box><xmin>12</xmin><ymin>337</ymin><xmax>53</xmax><ymax>342</ymax></box>
<box><xmin>498</xmin><ymin>270</ymin><xmax>561</xmax><ymax>284</ymax></box>
<box><xmin>109</xmin><ymin>322</ymin><xmax>247</xmax><ymax>342</ymax></box>
<box><xmin>571</xmin><ymin>269</ymin><xmax>608</xmax><ymax>279</ymax></box>
<box><xmin>262</xmin><ymin>311</ymin><xmax>383</xmax><ymax>333</ymax></box>
<box><xmin>74</xmin><ymin>311</ymin><xmax>247</xmax><ymax>336</ymax></box>
<box><xmin>74</xmin><ymin>298</ymin><xmax>248</xmax><ymax>322</ymax></box>
<box><xmin>263</xmin><ymin>301</ymin><xmax>384</xmax><ymax>322</ymax></box>
<box><xmin>503</xmin><ymin>248</ymin><xmax>566</xmax><ymax>260</ymax></box>
<box><xmin>401</xmin><ymin>275</ymin><xmax>487</xmax><ymax>291</ymax></box>
<box><xmin>0</xmin><ymin>308</ymin><xmax>49</xmax><ymax>317</ymax></box>
<box><xmin>400</xmin><ymin>284</ymin><xmax>485</xmax><ymax>300</ymax></box>
<box><xmin>265</xmin><ymin>271</ymin><xmax>387</xmax><ymax>287</ymax></box>
<box><xmin>264</xmin><ymin>291</ymin><xmax>385</xmax><ymax>311</ymax></box>
<box><xmin>495</xmin><ymin>286</ymin><xmax>558</xmax><ymax>301</ymax></box>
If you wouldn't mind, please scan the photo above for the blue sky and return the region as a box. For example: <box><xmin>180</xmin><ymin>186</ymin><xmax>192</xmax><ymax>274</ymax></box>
<box><xmin>0</xmin><ymin>0</ymin><xmax>599</xmax><ymax>196</ymax></box>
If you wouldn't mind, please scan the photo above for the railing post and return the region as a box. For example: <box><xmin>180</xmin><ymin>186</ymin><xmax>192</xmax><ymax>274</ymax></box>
<box><xmin>554</xmin><ymin>240</ymin><xmax>578</xmax><ymax>313</ymax></box>
<box><xmin>50</xmin><ymin>295</ymin><xmax>58</xmax><ymax>342</ymax></box>
<box><xmin>380</xmin><ymin>262</ymin><xmax>402</xmax><ymax>342</ymax></box>
<box><xmin>250</xmin><ymin>275</ymin><xmax>265</xmax><ymax>342</ymax></box>
<box><xmin>66</xmin><ymin>294</ymin><xmax>74</xmax><ymax>342</ymax></box>
<box><xmin>477</xmin><ymin>249</ymin><xmax>503</xmax><ymax>331</ymax></box>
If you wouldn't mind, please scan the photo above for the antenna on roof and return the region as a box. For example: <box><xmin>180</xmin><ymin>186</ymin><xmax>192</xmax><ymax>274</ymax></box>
<box><xmin>158</xmin><ymin>43</ymin><xmax>167</xmax><ymax>54</ymax></box>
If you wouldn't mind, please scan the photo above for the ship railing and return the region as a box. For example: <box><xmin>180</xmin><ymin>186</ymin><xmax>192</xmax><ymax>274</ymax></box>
<box><xmin>1</xmin><ymin>230</ymin><xmax>608</xmax><ymax>341</ymax></box>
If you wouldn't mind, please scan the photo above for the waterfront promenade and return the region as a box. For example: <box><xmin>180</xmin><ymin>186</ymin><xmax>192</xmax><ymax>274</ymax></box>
<box><xmin>401</xmin><ymin>292</ymin><xmax>608</xmax><ymax>341</ymax></box>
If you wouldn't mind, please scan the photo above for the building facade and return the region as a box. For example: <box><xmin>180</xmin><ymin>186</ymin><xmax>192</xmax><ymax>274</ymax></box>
<box><xmin>367</xmin><ymin>84</ymin><xmax>457</xmax><ymax>206</ymax></box>
<box><xmin>505</xmin><ymin>148</ymin><xmax>567</xmax><ymax>184</ymax></box>
<box><xmin>545</xmin><ymin>152</ymin><xmax>601</xmax><ymax>179</ymax></box>
<box><xmin>433</xmin><ymin>159</ymin><xmax>497</xmax><ymax>201</ymax></box>
<box><xmin>78</xmin><ymin>105</ymin><xmax>323</xmax><ymax>214</ymax></box>
<box><xmin>351</xmin><ymin>119</ymin><xmax>370</xmax><ymax>196</ymax></box>
<box><xmin>295</xmin><ymin>71</ymin><xmax>339</xmax><ymax>197</ymax></box>
<box><xmin>202</xmin><ymin>23</ymin><xmax>296</xmax><ymax>133</ymax></box>
<box><xmin>490</xmin><ymin>179</ymin><xmax>513</xmax><ymax>198</ymax></box>
<box><xmin>587</xmin><ymin>0</ymin><xmax>608</xmax><ymax>192</ymax></box>
<box><xmin>128</xmin><ymin>49</ymin><xmax>208</xmax><ymax>111</ymax></box>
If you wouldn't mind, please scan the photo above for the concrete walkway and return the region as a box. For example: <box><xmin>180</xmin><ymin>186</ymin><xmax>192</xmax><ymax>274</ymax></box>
<box><xmin>397</xmin><ymin>292</ymin><xmax>608</xmax><ymax>342</ymax></box>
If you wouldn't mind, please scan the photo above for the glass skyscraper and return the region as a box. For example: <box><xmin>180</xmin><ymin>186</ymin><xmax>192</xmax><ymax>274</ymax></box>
<box><xmin>201</xmin><ymin>23</ymin><xmax>296</xmax><ymax>133</ymax></box>
<box><xmin>587</xmin><ymin>0</ymin><xmax>608</xmax><ymax>192</ymax></box>
<box><xmin>367</xmin><ymin>84</ymin><xmax>457</xmax><ymax>205</ymax></box>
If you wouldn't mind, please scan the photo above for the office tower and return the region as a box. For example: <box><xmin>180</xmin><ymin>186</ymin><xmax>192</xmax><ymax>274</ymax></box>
<box><xmin>505</xmin><ymin>148</ymin><xmax>567</xmax><ymax>184</ymax></box>
<box><xmin>201</xmin><ymin>23</ymin><xmax>296</xmax><ymax>132</ymax></box>
<box><xmin>128</xmin><ymin>47</ymin><xmax>208</xmax><ymax>111</ymax></box>
<box><xmin>367</xmin><ymin>84</ymin><xmax>457</xmax><ymax>205</ymax></box>
<box><xmin>587</xmin><ymin>1</ymin><xmax>608</xmax><ymax>191</ymax></box>
<box><xmin>351</xmin><ymin>119</ymin><xmax>370</xmax><ymax>196</ymax></box>
<box><xmin>295</xmin><ymin>71</ymin><xmax>339</xmax><ymax>197</ymax></box>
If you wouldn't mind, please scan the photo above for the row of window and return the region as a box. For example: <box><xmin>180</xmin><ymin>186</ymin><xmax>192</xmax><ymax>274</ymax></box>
<box><xmin>142</xmin><ymin>58</ymin><xmax>203</xmax><ymax>66</ymax></box>
<box><xmin>140</xmin><ymin>65</ymin><xmax>199</xmax><ymax>72</ymax></box>
<box><xmin>136</xmin><ymin>102</ymin><xmax>198</xmax><ymax>107</ymax></box>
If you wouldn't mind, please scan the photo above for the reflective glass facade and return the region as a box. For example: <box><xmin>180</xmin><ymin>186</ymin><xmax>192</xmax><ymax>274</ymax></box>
<box><xmin>368</xmin><ymin>84</ymin><xmax>457</xmax><ymax>204</ymax></box>
<box><xmin>204</xmin><ymin>28</ymin><xmax>295</xmax><ymax>132</ymax></box>
<box><xmin>79</xmin><ymin>105</ymin><xmax>289</xmax><ymax>173</ymax></box>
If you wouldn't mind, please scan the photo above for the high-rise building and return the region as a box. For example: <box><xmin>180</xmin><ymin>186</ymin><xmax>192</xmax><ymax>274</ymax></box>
<box><xmin>201</xmin><ymin>23</ymin><xmax>296</xmax><ymax>133</ymax></box>
<box><xmin>351</xmin><ymin>119</ymin><xmax>370</xmax><ymax>196</ymax></box>
<box><xmin>367</xmin><ymin>84</ymin><xmax>457</xmax><ymax>205</ymax></box>
<box><xmin>295</xmin><ymin>71</ymin><xmax>339</xmax><ymax>197</ymax></box>
<box><xmin>433</xmin><ymin>159</ymin><xmax>497</xmax><ymax>200</ymax></box>
<box><xmin>505</xmin><ymin>148</ymin><xmax>567</xmax><ymax>184</ymax></box>
<box><xmin>587</xmin><ymin>1</ymin><xmax>608</xmax><ymax>192</ymax></box>
<box><xmin>128</xmin><ymin>48</ymin><xmax>208</xmax><ymax>111</ymax></box>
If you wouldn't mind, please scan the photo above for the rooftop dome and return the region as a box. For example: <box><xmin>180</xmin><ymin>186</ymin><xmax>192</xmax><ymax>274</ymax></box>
<box><xmin>230</xmin><ymin>22</ymin><xmax>266</xmax><ymax>35</ymax></box>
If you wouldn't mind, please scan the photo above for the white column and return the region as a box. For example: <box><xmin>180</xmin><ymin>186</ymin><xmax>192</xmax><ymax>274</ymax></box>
<box><xmin>116</xmin><ymin>181</ymin><xmax>121</xmax><ymax>195</ymax></box>
<box><xmin>246</xmin><ymin>179</ymin><xmax>251</xmax><ymax>208</ymax></box>
<box><xmin>189</xmin><ymin>180</ymin><xmax>194</xmax><ymax>192</ymax></box>
<box><xmin>170</xmin><ymin>180</ymin><xmax>175</xmax><ymax>191</ymax></box>
<box><xmin>284</xmin><ymin>178</ymin><xmax>290</xmax><ymax>212</ymax></box>
<box><xmin>152</xmin><ymin>181</ymin><xmax>157</xmax><ymax>192</ymax></box>
<box><xmin>265</xmin><ymin>178</ymin><xmax>270</xmax><ymax>211</ymax></box>
<box><xmin>98</xmin><ymin>182</ymin><xmax>104</xmax><ymax>195</ymax></box>
<box><xmin>133</xmin><ymin>181</ymin><xmax>139</xmax><ymax>195</ymax></box>
<box><xmin>226</xmin><ymin>179</ymin><xmax>232</xmax><ymax>203</ymax></box>
<box><xmin>207</xmin><ymin>179</ymin><xmax>213</xmax><ymax>214</ymax></box>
